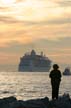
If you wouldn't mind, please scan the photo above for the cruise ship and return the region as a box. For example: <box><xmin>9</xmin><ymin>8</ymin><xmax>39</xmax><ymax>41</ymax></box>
<box><xmin>18</xmin><ymin>50</ymin><xmax>51</xmax><ymax>72</ymax></box>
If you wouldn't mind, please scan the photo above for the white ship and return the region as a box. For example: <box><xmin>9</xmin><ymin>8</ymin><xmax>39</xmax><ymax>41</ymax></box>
<box><xmin>18</xmin><ymin>50</ymin><xmax>51</xmax><ymax>72</ymax></box>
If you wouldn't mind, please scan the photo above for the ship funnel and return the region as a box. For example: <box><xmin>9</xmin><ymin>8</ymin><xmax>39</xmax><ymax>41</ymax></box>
<box><xmin>31</xmin><ymin>50</ymin><xmax>36</xmax><ymax>56</ymax></box>
<box><xmin>41</xmin><ymin>51</ymin><xmax>44</xmax><ymax>56</ymax></box>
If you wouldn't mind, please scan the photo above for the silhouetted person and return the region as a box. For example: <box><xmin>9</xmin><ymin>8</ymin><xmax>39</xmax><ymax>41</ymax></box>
<box><xmin>49</xmin><ymin>64</ymin><xmax>62</xmax><ymax>100</ymax></box>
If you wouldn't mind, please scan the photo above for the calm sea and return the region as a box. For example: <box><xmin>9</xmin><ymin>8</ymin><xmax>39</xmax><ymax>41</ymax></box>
<box><xmin>0</xmin><ymin>72</ymin><xmax>71</xmax><ymax>100</ymax></box>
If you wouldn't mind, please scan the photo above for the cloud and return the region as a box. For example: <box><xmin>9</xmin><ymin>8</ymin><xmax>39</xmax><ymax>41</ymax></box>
<box><xmin>0</xmin><ymin>20</ymin><xmax>71</xmax><ymax>48</ymax></box>
<box><xmin>0</xmin><ymin>0</ymin><xmax>71</xmax><ymax>67</ymax></box>
<box><xmin>35</xmin><ymin>37</ymin><xmax>71</xmax><ymax>49</ymax></box>
<box><xmin>0</xmin><ymin>6</ymin><xmax>9</xmax><ymax>10</ymax></box>
<box><xmin>53</xmin><ymin>0</ymin><xmax>71</xmax><ymax>7</ymax></box>
<box><xmin>43</xmin><ymin>17</ymin><xmax>71</xmax><ymax>25</ymax></box>
<box><xmin>0</xmin><ymin>36</ymin><xmax>71</xmax><ymax>54</ymax></box>
<box><xmin>0</xmin><ymin>0</ymin><xmax>70</xmax><ymax>25</ymax></box>
<box><xmin>16</xmin><ymin>0</ymin><xmax>23</xmax><ymax>3</ymax></box>
<box><xmin>0</xmin><ymin>16</ymin><xmax>19</xmax><ymax>23</ymax></box>
<box><xmin>34</xmin><ymin>37</ymin><xmax>71</xmax><ymax>64</ymax></box>
<box><xmin>0</xmin><ymin>14</ymin><xmax>71</xmax><ymax>25</ymax></box>
<box><xmin>0</xmin><ymin>36</ymin><xmax>71</xmax><ymax>65</ymax></box>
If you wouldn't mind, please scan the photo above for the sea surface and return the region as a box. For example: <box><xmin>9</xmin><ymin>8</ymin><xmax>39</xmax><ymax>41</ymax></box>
<box><xmin>0</xmin><ymin>72</ymin><xmax>71</xmax><ymax>100</ymax></box>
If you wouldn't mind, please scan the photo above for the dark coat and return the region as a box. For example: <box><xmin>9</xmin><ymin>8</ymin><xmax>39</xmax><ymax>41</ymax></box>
<box><xmin>49</xmin><ymin>69</ymin><xmax>62</xmax><ymax>84</ymax></box>
<box><xmin>49</xmin><ymin>69</ymin><xmax>62</xmax><ymax>99</ymax></box>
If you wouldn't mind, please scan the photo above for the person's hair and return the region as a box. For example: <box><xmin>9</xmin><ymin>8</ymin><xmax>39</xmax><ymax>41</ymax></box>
<box><xmin>53</xmin><ymin>64</ymin><xmax>59</xmax><ymax>69</ymax></box>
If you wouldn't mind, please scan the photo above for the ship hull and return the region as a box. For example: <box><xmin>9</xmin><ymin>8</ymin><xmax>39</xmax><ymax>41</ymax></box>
<box><xmin>18</xmin><ymin>66</ymin><xmax>51</xmax><ymax>72</ymax></box>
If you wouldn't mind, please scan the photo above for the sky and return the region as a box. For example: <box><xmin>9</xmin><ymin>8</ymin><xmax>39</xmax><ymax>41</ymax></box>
<box><xmin>0</xmin><ymin>0</ymin><xmax>71</xmax><ymax>71</ymax></box>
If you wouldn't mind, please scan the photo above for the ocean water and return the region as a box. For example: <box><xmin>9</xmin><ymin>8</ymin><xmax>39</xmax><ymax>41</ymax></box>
<box><xmin>0</xmin><ymin>72</ymin><xmax>71</xmax><ymax>100</ymax></box>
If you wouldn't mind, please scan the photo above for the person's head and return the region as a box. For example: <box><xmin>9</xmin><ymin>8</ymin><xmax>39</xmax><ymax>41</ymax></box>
<box><xmin>53</xmin><ymin>64</ymin><xmax>59</xmax><ymax>70</ymax></box>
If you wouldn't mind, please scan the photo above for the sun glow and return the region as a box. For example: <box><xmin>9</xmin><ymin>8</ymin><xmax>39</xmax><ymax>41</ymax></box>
<box><xmin>1</xmin><ymin>0</ymin><xmax>15</xmax><ymax>5</ymax></box>
<box><xmin>0</xmin><ymin>0</ymin><xmax>65</xmax><ymax>22</ymax></box>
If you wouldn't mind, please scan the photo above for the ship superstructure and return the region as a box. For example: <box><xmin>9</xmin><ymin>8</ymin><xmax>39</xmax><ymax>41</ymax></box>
<box><xmin>18</xmin><ymin>50</ymin><xmax>51</xmax><ymax>72</ymax></box>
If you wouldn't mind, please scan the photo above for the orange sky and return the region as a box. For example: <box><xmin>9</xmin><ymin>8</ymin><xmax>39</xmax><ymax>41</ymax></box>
<box><xmin>0</xmin><ymin>0</ymin><xmax>71</xmax><ymax>70</ymax></box>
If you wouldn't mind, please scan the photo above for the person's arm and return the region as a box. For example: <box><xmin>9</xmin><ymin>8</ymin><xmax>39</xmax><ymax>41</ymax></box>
<box><xmin>58</xmin><ymin>71</ymin><xmax>62</xmax><ymax>81</ymax></box>
<box><xmin>59</xmin><ymin>71</ymin><xmax>62</xmax><ymax>78</ymax></box>
<box><xmin>49</xmin><ymin>71</ymin><xmax>52</xmax><ymax>78</ymax></box>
